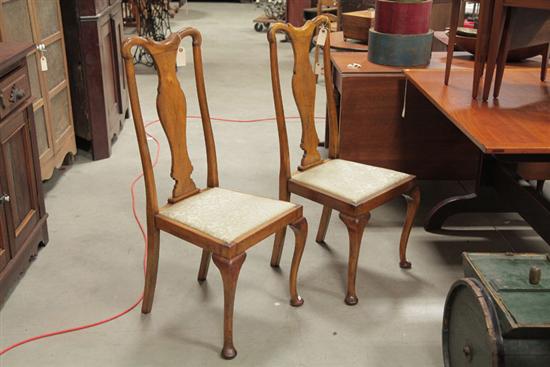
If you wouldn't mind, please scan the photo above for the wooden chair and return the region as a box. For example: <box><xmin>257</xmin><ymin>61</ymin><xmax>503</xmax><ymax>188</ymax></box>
<box><xmin>482</xmin><ymin>0</ymin><xmax>550</xmax><ymax>101</ymax></box>
<box><xmin>317</xmin><ymin>0</ymin><xmax>341</xmax><ymax>32</ymax></box>
<box><xmin>121</xmin><ymin>27</ymin><xmax>308</xmax><ymax>360</ymax></box>
<box><xmin>313</xmin><ymin>0</ymin><xmax>341</xmax><ymax>79</ymax></box>
<box><xmin>268</xmin><ymin>16</ymin><xmax>421</xmax><ymax>306</ymax></box>
<box><xmin>444</xmin><ymin>0</ymin><xmax>494</xmax><ymax>99</ymax></box>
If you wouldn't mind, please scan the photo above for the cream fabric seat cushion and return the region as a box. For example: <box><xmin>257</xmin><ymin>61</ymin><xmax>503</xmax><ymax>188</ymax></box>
<box><xmin>291</xmin><ymin>159</ymin><xmax>413</xmax><ymax>205</ymax></box>
<box><xmin>159</xmin><ymin>188</ymin><xmax>297</xmax><ymax>244</ymax></box>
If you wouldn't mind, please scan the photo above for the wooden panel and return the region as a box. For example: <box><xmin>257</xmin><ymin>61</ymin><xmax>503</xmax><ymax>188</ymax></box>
<box><xmin>406</xmin><ymin>68</ymin><xmax>550</xmax><ymax>154</ymax></box>
<box><xmin>0</xmin><ymin>0</ymin><xmax>33</xmax><ymax>43</ymax></box>
<box><xmin>0</xmin><ymin>176</ymin><xmax>10</xmax><ymax>272</ymax></box>
<box><xmin>35</xmin><ymin>0</ymin><xmax>61</xmax><ymax>39</ymax></box>
<box><xmin>0</xmin><ymin>109</ymin><xmax>39</xmax><ymax>255</ymax></box>
<box><xmin>333</xmin><ymin>51</ymin><xmax>480</xmax><ymax>179</ymax></box>
<box><xmin>287</xmin><ymin>0</ymin><xmax>311</xmax><ymax>26</ymax></box>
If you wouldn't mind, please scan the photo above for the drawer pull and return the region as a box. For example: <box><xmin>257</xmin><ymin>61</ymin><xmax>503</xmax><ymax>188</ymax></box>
<box><xmin>9</xmin><ymin>86</ymin><xmax>26</xmax><ymax>103</ymax></box>
<box><xmin>0</xmin><ymin>194</ymin><xmax>10</xmax><ymax>204</ymax></box>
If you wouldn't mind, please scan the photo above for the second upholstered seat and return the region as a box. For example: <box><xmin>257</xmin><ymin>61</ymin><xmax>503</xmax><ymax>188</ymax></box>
<box><xmin>291</xmin><ymin>159</ymin><xmax>414</xmax><ymax>205</ymax></box>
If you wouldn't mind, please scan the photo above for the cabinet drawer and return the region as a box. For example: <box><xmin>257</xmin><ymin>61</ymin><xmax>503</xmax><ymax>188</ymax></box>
<box><xmin>0</xmin><ymin>66</ymin><xmax>31</xmax><ymax>120</ymax></box>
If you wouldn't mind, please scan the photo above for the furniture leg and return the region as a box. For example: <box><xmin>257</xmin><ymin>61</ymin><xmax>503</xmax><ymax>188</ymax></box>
<box><xmin>197</xmin><ymin>249</ymin><xmax>212</xmax><ymax>282</ymax></box>
<box><xmin>492</xmin><ymin>10</ymin><xmax>513</xmax><ymax>99</ymax></box>
<box><xmin>540</xmin><ymin>43</ymin><xmax>548</xmax><ymax>82</ymax></box>
<box><xmin>482</xmin><ymin>0</ymin><xmax>506</xmax><ymax>101</ymax></box>
<box><xmin>315</xmin><ymin>206</ymin><xmax>332</xmax><ymax>244</ymax></box>
<box><xmin>212</xmin><ymin>253</ymin><xmax>246</xmax><ymax>360</ymax></box>
<box><xmin>444</xmin><ymin>0</ymin><xmax>462</xmax><ymax>85</ymax></box>
<box><xmin>472</xmin><ymin>0</ymin><xmax>493</xmax><ymax>99</ymax></box>
<box><xmin>289</xmin><ymin>217</ymin><xmax>308</xmax><ymax>307</ymax></box>
<box><xmin>399</xmin><ymin>185</ymin><xmax>420</xmax><ymax>269</ymax></box>
<box><xmin>271</xmin><ymin>227</ymin><xmax>287</xmax><ymax>267</ymax></box>
<box><xmin>142</xmin><ymin>226</ymin><xmax>160</xmax><ymax>314</ymax></box>
<box><xmin>339</xmin><ymin>213</ymin><xmax>369</xmax><ymax>306</ymax></box>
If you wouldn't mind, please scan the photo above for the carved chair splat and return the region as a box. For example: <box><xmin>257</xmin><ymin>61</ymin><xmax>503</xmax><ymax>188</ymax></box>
<box><xmin>268</xmin><ymin>17</ymin><xmax>421</xmax><ymax>305</ymax></box>
<box><xmin>122</xmin><ymin>27</ymin><xmax>308</xmax><ymax>359</ymax></box>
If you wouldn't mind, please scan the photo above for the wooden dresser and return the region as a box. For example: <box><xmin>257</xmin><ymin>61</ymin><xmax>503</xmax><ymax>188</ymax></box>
<box><xmin>61</xmin><ymin>0</ymin><xmax>129</xmax><ymax>160</ymax></box>
<box><xmin>0</xmin><ymin>0</ymin><xmax>77</xmax><ymax>180</ymax></box>
<box><xmin>0</xmin><ymin>42</ymin><xmax>48</xmax><ymax>305</ymax></box>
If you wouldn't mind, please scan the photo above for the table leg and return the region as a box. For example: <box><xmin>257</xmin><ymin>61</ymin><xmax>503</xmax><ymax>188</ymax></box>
<box><xmin>425</xmin><ymin>157</ymin><xmax>509</xmax><ymax>230</ymax></box>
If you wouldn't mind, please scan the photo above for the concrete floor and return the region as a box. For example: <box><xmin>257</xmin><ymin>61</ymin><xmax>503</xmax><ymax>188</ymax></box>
<box><xmin>1</xmin><ymin>3</ymin><xmax>547</xmax><ymax>366</ymax></box>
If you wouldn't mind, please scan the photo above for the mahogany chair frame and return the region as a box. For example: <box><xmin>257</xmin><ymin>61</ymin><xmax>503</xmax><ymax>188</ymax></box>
<box><xmin>268</xmin><ymin>16</ymin><xmax>420</xmax><ymax>306</ymax></box>
<box><xmin>121</xmin><ymin>27</ymin><xmax>308</xmax><ymax>359</ymax></box>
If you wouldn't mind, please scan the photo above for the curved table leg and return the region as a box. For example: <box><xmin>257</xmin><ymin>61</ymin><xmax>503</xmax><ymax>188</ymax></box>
<box><xmin>425</xmin><ymin>189</ymin><xmax>509</xmax><ymax>231</ymax></box>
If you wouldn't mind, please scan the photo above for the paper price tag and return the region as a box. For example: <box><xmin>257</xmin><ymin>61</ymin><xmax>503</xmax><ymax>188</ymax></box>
<box><xmin>314</xmin><ymin>62</ymin><xmax>324</xmax><ymax>76</ymax></box>
<box><xmin>40</xmin><ymin>55</ymin><xmax>48</xmax><ymax>71</ymax></box>
<box><xmin>176</xmin><ymin>45</ymin><xmax>186</xmax><ymax>67</ymax></box>
<box><xmin>316</xmin><ymin>26</ymin><xmax>328</xmax><ymax>46</ymax></box>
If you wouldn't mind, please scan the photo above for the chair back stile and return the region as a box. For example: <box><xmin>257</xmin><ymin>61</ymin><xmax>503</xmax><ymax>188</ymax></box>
<box><xmin>121</xmin><ymin>27</ymin><xmax>219</xmax><ymax>215</ymax></box>
<box><xmin>267</xmin><ymin>16</ymin><xmax>339</xmax><ymax>192</ymax></box>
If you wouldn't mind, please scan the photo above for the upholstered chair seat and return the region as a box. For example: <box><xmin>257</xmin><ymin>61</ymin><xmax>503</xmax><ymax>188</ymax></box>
<box><xmin>291</xmin><ymin>159</ymin><xmax>414</xmax><ymax>205</ymax></box>
<box><xmin>160</xmin><ymin>188</ymin><xmax>298</xmax><ymax>243</ymax></box>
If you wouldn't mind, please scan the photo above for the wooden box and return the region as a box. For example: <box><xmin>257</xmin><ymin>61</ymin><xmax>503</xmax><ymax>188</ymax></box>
<box><xmin>342</xmin><ymin>10</ymin><xmax>374</xmax><ymax>42</ymax></box>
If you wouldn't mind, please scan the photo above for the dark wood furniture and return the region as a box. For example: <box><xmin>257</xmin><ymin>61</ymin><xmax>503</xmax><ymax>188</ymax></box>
<box><xmin>405</xmin><ymin>67</ymin><xmax>550</xmax><ymax>243</ymax></box>
<box><xmin>61</xmin><ymin>0</ymin><xmax>129</xmax><ymax>160</ymax></box>
<box><xmin>122</xmin><ymin>28</ymin><xmax>307</xmax><ymax>360</ymax></box>
<box><xmin>268</xmin><ymin>17</ymin><xmax>420</xmax><ymax>306</ymax></box>
<box><xmin>483</xmin><ymin>0</ymin><xmax>550</xmax><ymax>101</ymax></box>
<box><xmin>0</xmin><ymin>42</ymin><xmax>48</xmax><ymax>305</ymax></box>
<box><xmin>286</xmin><ymin>0</ymin><xmax>311</xmax><ymax>26</ymax></box>
<box><xmin>332</xmin><ymin>51</ymin><xmax>481</xmax><ymax>179</ymax></box>
<box><xmin>0</xmin><ymin>0</ymin><xmax>77</xmax><ymax>180</ymax></box>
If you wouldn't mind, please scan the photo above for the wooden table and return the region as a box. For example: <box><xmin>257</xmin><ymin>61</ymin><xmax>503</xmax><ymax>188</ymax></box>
<box><xmin>330</xmin><ymin>31</ymin><xmax>368</xmax><ymax>51</ymax></box>
<box><xmin>405</xmin><ymin>67</ymin><xmax>550</xmax><ymax>242</ymax></box>
<box><xmin>332</xmin><ymin>51</ymin><xmax>482</xmax><ymax>179</ymax></box>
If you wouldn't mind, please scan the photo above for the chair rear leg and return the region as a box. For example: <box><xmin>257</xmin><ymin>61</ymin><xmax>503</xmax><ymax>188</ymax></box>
<box><xmin>271</xmin><ymin>228</ymin><xmax>287</xmax><ymax>267</ymax></box>
<box><xmin>212</xmin><ymin>253</ymin><xmax>246</xmax><ymax>360</ymax></box>
<box><xmin>142</xmin><ymin>227</ymin><xmax>160</xmax><ymax>314</ymax></box>
<box><xmin>399</xmin><ymin>186</ymin><xmax>421</xmax><ymax>269</ymax></box>
<box><xmin>315</xmin><ymin>206</ymin><xmax>332</xmax><ymax>244</ymax></box>
<box><xmin>197</xmin><ymin>249</ymin><xmax>212</xmax><ymax>282</ymax></box>
<box><xmin>289</xmin><ymin>217</ymin><xmax>308</xmax><ymax>307</ymax></box>
<box><xmin>339</xmin><ymin>213</ymin><xmax>369</xmax><ymax>306</ymax></box>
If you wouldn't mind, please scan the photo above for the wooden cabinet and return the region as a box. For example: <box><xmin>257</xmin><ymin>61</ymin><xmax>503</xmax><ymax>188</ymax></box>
<box><xmin>331</xmin><ymin>51</ymin><xmax>480</xmax><ymax>180</ymax></box>
<box><xmin>0</xmin><ymin>42</ymin><xmax>48</xmax><ymax>305</ymax></box>
<box><xmin>61</xmin><ymin>0</ymin><xmax>129</xmax><ymax>160</ymax></box>
<box><xmin>0</xmin><ymin>0</ymin><xmax>77</xmax><ymax>180</ymax></box>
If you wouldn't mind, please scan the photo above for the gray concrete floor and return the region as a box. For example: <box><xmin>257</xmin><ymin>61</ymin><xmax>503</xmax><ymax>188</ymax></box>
<box><xmin>1</xmin><ymin>2</ymin><xmax>548</xmax><ymax>366</ymax></box>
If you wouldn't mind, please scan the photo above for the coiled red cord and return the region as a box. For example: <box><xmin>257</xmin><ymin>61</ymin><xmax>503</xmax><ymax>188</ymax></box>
<box><xmin>0</xmin><ymin>115</ymin><xmax>321</xmax><ymax>357</ymax></box>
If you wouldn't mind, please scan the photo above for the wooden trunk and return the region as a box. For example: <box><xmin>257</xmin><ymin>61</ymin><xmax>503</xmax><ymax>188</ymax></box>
<box><xmin>0</xmin><ymin>42</ymin><xmax>48</xmax><ymax>305</ymax></box>
<box><xmin>0</xmin><ymin>0</ymin><xmax>77</xmax><ymax>180</ymax></box>
<box><xmin>61</xmin><ymin>0</ymin><xmax>129</xmax><ymax>160</ymax></box>
<box><xmin>456</xmin><ymin>253</ymin><xmax>550</xmax><ymax>366</ymax></box>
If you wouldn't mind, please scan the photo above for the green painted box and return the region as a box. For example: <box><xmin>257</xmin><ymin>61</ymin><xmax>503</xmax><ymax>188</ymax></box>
<box><xmin>442</xmin><ymin>253</ymin><xmax>550</xmax><ymax>366</ymax></box>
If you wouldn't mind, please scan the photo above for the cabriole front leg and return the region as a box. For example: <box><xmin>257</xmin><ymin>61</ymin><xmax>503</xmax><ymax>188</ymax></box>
<box><xmin>212</xmin><ymin>253</ymin><xmax>246</xmax><ymax>360</ymax></box>
<box><xmin>289</xmin><ymin>217</ymin><xmax>308</xmax><ymax>307</ymax></box>
<box><xmin>339</xmin><ymin>213</ymin><xmax>370</xmax><ymax>306</ymax></box>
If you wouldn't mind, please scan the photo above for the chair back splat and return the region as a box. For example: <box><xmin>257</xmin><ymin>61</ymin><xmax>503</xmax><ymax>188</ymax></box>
<box><xmin>121</xmin><ymin>28</ymin><xmax>219</xmax><ymax>214</ymax></box>
<box><xmin>268</xmin><ymin>16</ymin><xmax>339</xmax><ymax>190</ymax></box>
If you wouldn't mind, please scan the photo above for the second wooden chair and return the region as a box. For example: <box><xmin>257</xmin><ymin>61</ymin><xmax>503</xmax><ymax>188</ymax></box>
<box><xmin>268</xmin><ymin>16</ymin><xmax>421</xmax><ymax>306</ymax></box>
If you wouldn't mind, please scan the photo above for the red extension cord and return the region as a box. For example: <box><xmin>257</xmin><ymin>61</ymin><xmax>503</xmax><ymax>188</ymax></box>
<box><xmin>0</xmin><ymin>115</ymin><xmax>320</xmax><ymax>357</ymax></box>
